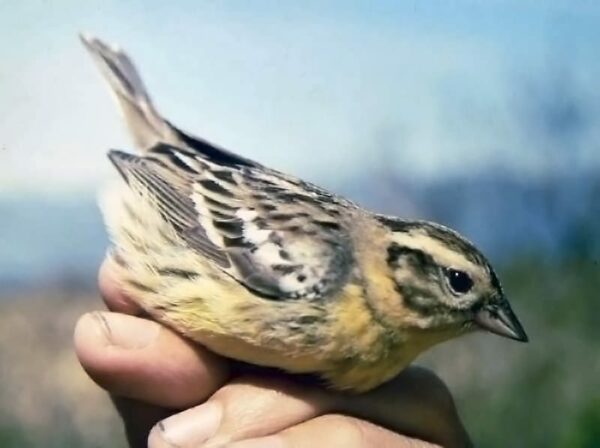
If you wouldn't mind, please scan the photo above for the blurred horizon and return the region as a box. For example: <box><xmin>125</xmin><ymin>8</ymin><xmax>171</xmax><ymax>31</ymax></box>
<box><xmin>1</xmin><ymin>168</ymin><xmax>599</xmax><ymax>292</ymax></box>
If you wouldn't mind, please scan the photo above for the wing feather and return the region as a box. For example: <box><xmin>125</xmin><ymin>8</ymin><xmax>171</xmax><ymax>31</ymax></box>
<box><xmin>110</xmin><ymin>144</ymin><xmax>354</xmax><ymax>300</ymax></box>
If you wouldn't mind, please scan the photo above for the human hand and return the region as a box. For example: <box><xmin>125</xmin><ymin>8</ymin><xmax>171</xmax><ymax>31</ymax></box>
<box><xmin>74</xmin><ymin>259</ymin><xmax>472</xmax><ymax>447</ymax></box>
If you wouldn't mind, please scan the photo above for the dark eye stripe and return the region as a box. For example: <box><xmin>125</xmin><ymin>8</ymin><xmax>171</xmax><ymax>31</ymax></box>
<box><xmin>386</xmin><ymin>243</ymin><xmax>437</xmax><ymax>277</ymax></box>
<box><xmin>376</xmin><ymin>216</ymin><xmax>486</xmax><ymax>266</ymax></box>
<box><xmin>386</xmin><ymin>243</ymin><xmax>442</xmax><ymax>315</ymax></box>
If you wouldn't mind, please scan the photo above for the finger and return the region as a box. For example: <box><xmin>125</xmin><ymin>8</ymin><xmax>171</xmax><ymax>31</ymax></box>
<box><xmin>147</xmin><ymin>368</ymin><xmax>469</xmax><ymax>448</ymax></box>
<box><xmin>74</xmin><ymin>311</ymin><xmax>229</xmax><ymax>408</ymax></box>
<box><xmin>148</xmin><ymin>374</ymin><xmax>332</xmax><ymax>448</ymax></box>
<box><xmin>227</xmin><ymin>415</ymin><xmax>440</xmax><ymax>448</ymax></box>
<box><xmin>98</xmin><ymin>257</ymin><xmax>142</xmax><ymax>314</ymax></box>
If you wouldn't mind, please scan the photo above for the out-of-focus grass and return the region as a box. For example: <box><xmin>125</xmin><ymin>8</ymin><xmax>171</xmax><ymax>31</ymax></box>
<box><xmin>0</xmin><ymin>257</ymin><xmax>598</xmax><ymax>447</ymax></box>
<box><xmin>0</xmin><ymin>292</ymin><xmax>125</xmax><ymax>448</ymax></box>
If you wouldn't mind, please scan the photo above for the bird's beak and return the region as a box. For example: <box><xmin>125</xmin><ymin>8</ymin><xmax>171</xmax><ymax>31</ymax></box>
<box><xmin>474</xmin><ymin>298</ymin><xmax>528</xmax><ymax>342</ymax></box>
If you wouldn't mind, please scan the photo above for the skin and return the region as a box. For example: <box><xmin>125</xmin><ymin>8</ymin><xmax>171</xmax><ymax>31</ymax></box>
<box><xmin>73</xmin><ymin>259</ymin><xmax>473</xmax><ymax>448</ymax></box>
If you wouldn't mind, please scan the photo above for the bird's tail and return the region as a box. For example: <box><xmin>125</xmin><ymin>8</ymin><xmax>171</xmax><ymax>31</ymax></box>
<box><xmin>80</xmin><ymin>33</ymin><xmax>178</xmax><ymax>151</ymax></box>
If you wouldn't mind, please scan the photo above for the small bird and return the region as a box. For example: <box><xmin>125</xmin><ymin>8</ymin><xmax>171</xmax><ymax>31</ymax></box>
<box><xmin>81</xmin><ymin>34</ymin><xmax>528</xmax><ymax>392</ymax></box>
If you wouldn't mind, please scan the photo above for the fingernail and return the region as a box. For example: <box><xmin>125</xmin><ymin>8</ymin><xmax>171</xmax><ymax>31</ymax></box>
<box><xmin>91</xmin><ymin>311</ymin><xmax>160</xmax><ymax>349</ymax></box>
<box><xmin>227</xmin><ymin>436</ymin><xmax>285</xmax><ymax>448</ymax></box>
<box><xmin>157</xmin><ymin>401</ymin><xmax>222</xmax><ymax>446</ymax></box>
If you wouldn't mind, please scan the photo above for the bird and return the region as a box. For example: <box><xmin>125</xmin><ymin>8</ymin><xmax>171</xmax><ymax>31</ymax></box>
<box><xmin>81</xmin><ymin>34</ymin><xmax>528</xmax><ymax>393</ymax></box>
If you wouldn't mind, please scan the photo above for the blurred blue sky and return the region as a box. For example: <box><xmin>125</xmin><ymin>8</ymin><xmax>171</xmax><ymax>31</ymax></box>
<box><xmin>1</xmin><ymin>1</ymin><xmax>599</xmax><ymax>196</ymax></box>
<box><xmin>1</xmin><ymin>1</ymin><xmax>599</xmax><ymax>289</ymax></box>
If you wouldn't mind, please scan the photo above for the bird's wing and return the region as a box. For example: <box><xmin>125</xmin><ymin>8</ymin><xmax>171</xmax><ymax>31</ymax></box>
<box><xmin>109</xmin><ymin>144</ymin><xmax>355</xmax><ymax>300</ymax></box>
<box><xmin>80</xmin><ymin>34</ymin><xmax>258</xmax><ymax>168</ymax></box>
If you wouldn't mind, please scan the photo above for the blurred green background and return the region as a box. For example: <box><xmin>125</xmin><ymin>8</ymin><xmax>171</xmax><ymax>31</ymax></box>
<box><xmin>1</xmin><ymin>1</ymin><xmax>599</xmax><ymax>447</ymax></box>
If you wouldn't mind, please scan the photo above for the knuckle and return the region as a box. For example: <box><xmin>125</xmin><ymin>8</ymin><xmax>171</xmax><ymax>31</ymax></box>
<box><xmin>315</xmin><ymin>414</ymin><xmax>370</xmax><ymax>447</ymax></box>
<box><xmin>209</xmin><ymin>380</ymin><xmax>244</xmax><ymax>403</ymax></box>
<box><xmin>211</xmin><ymin>374</ymin><xmax>289</xmax><ymax>404</ymax></box>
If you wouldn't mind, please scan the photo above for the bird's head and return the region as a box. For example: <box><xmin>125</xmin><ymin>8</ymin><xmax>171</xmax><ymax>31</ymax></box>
<box><xmin>375</xmin><ymin>216</ymin><xmax>528</xmax><ymax>343</ymax></box>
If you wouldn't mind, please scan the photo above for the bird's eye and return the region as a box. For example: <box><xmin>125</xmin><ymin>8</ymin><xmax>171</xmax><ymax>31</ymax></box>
<box><xmin>445</xmin><ymin>268</ymin><xmax>473</xmax><ymax>295</ymax></box>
